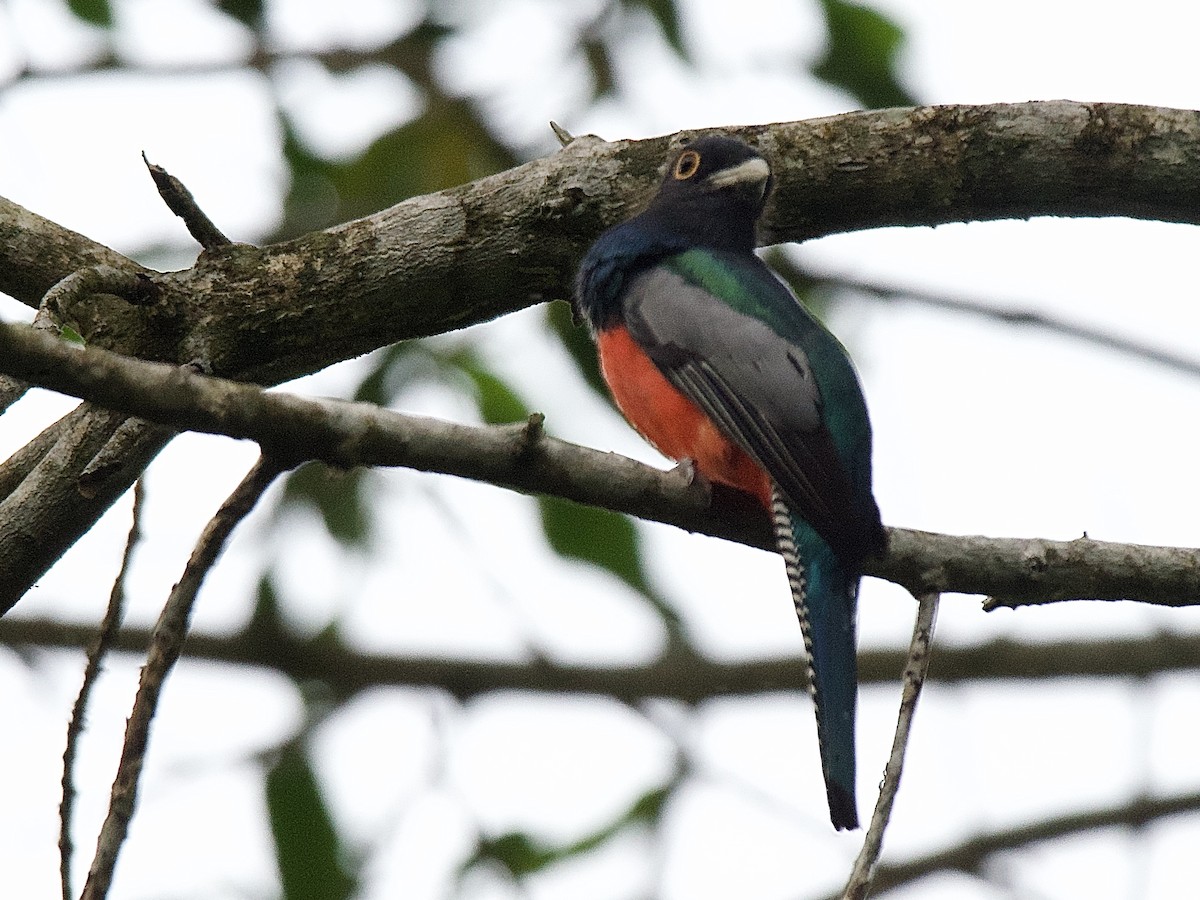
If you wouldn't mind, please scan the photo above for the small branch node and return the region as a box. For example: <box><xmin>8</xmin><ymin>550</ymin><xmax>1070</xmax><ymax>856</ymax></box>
<box><xmin>523</xmin><ymin>411</ymin><xmax>546</xmax><ymax>443</ymax></box>
<box><xmin>549</xmin><ymin>121</ymin><xmax>575</xmax><ymax>147</ymax></box>
<box><xmin>142</xmin><ymin>153</ymin><xmax>232</xmax><ymax>252</ymax></box>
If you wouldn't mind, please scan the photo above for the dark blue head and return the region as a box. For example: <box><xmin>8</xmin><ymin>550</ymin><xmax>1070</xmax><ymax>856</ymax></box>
<box><xmin>576</xmin><ymin>136</ymin><xmax>773</xmax><ymax>330</ymax></box>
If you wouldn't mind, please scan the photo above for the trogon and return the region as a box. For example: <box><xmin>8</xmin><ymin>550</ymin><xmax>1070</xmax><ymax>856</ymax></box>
<box><xmin>574</xmin><ymin>135</ymin><xmax>886</xmax><ymax>831</ymax></box>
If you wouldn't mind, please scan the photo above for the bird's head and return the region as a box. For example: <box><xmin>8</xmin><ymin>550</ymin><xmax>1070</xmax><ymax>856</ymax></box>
<box><xmin>653</xmin><ymin>136</ymin><xmax>772</xmax><ymax>212</ymax></box>
<box><xmin>641</xmin><ymin>136</ymin><xmax>772</xmax><ymax>251</ymax></box>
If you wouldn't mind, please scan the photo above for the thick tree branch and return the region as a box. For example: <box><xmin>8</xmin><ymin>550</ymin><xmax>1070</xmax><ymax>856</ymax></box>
<box><xmin>4</xmin><ymin>618</ymin><xmax>1197</xmax><ymax>701</ymax></box>
<box><xmin>0</xmin><ymin>197</ymin><xmax>141</xmax><ymax>310</ymax></box>
<box><xmin>5</xmin><ymin>103</ymin><xmax>1200</xmax><ymax>615</ymax></box>
<box><xmin>5</xmin><ymin>318</ymin><xmax>1200</xmax><ymax>611</ymax></box>
<box><xmin>8</xmin><ymin>102</ymin><xmax>1200</xmax><ymax>386</ymax></box>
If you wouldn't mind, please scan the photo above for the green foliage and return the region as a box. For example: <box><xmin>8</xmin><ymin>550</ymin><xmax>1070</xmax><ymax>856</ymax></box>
<box><xmin>581</xmin><ymin>33</ymin><xmax>617</xmax><ymax>99</ymax></box>
<box><xmin>811</xmin><ymin>0</ymin><xmax>917</xmax><ymax>109</ymax></box>
<box><xmin>546</xmin><ymin>300</ymin><xmax>612</xmax><ymax>406</ymax></box>
<box><xmin>537</xmin><ymin>495</ymin><xmax>676</xmax><ymax>626</ymax></box>
<box><xmin>463</xmin><ymin>782</ymin><xmax>673</xmax><ymax>880</ymax></box>
<box><xmin>66</xmin><ymin>0</ymin><xmax>113</xmax><ymax>28</ymax></box>
<box><xmin>266</xmin><ymin>744</ymin><xmax>358</xmax><ymax>900</ymax></box>
<box><xmin>215</xmin><ymin>0</ymin><xmax>264</xmax><ymax>29</ymax></box>
<box><xmin>627</xmin><ymin>0</ymin><xmax>688</xmax><ymax>58</ymax></box>
<box><xmin>58</xmin><ymin>324</ymin><xmax>86</xmax><ymax>347</ymax></box>
<box><xmin>280</xmin><ymin>462</ymin><xmax>371</xmax><ymax>549</ymax></box>
<box><xmin>444</xmin><ymin>349</ymin><xmax>529</xmax><ymax>425</ymax></box>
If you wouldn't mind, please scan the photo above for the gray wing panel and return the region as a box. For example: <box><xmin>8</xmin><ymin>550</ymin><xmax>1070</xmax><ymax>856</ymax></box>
<box><xmin>622</xmin><ymin>265</ymin><xmax>857</xmax><ymax>554</ymax></box>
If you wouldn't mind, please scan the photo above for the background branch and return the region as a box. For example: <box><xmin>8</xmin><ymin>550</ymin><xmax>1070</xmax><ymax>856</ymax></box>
<box><xmin>3</xmin><ymin>618</ymin><xmax>1196</xmax><ymax>701</ymax></box>
<box><xmin>862</xmin><ymin>790</ymin><xmax>1200</xmax><ymax>898</ymax></box>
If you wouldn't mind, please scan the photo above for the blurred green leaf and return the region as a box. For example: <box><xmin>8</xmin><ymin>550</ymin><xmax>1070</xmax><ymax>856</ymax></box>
<box><xmin>66</xmin><ymin>0</ymin><xmax>113</xmax><ymax>27</ymax></box>
<box><xmin>811</xmin><ymin>0</ymin><xmax>916</xmax><ymax>110</ymax></box>
<box><xmin>216</xmin><ymin>0</ymin><xmax>264</xmax><ymax>28</ymax></box>
<box><xmin>266</xmin><ymin>744</ymin><xmax>357</xmax><ymax>900</ymax></box>
<box><xmin>352</xmin><ymin>343</ymin><xmax>432</xmax><ymax>407</ymax></box>
<box><xmin>442</xmin><ymin>349</ymin><xmax>528</xmax><ymax>424</ymax></box>
<box><xmin>626</xmin><ymin>0</ymin><xmax>687</xmax><ymax>58</ymax></box>
<box><xmin>546</xmin><ymin>299</ymin><xmax>611</xmax><ymax>406</ymax></box>
<box><xmin>474</xmin><ymin>832</ymin><xmax>557</xmax><ymax>878</ymax></box>
<box><xmin>627</xmin><ymin>784</ymin><xmax>671</xmax><ymax>823</ymax></box>
<box><xmin>539</xmin><ymin>496</ymin><xmax>648</xmax><ymax>594</ymax></box>
<box><xmin>582</xmin><ymin>35</ymin><xmax>616</xmax><ymax>99</ymax></box>
<box><xmin>279</xmin><ymin>96</ymin><xmax>516</xmax><ymax>238</ymax></box>
<box><xmin>280</xmin><ymin>462</ymin><xmax>371</xmax><ymax>548</ymax></box>
<box><xmin>464</xmin><ymin>782</ymin><xmax>674</xmax><ymax>881</ymax></box>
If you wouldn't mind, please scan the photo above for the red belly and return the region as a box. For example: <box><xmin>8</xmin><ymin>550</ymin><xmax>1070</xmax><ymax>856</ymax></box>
<box><xmin>597</xmin><ymin>325</ymin><xmax>771</xmax><ymax>508</ymax></box>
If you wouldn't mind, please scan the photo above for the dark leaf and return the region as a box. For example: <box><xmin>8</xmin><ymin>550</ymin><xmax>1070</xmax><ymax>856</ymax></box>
<box><xmin>582</xmin><ymin>35</ymin><xmax>616</xmax><ymax>99</ymax></box>
<box><xmin>66</xmin><ymin>0</ymin><xmax>113</xmax><ymax>27</ymax></box>
<box><xmin>464</xmin><ymin>781</ymin><xmax>675</xmax><ymax>881</ymax></box>
<box><xmin>216</xmin><ymin>0</ymin><xmax>264</xmax><ymax>29</ymax></box>
<box><xmin>626</xmin><ymin>0</ymin><xmax>687</xmax><ymax>58</ymax></box>
<box><xmin>266</xmin><ymin>744</ymin><xmax>357</xmax><ymax>900</ymax></box>
<box><xmin>626</xmin><ymin>784</ymin><xmax>671</xmax><ymax>823</ymax></box>
<box><xmin>278</xmin><ymin>96</ymin><xmax>516</xmax><ymax>239</ymax></box>
<box><xmin>474</xmin><ymin>832</ymin><xmax>558</xmax><ymax>878</ymax></box>
<box><xmin>352</xmin><ymin>343</ymin><xmax>430</xmax><ymax>407</ymax></box>
<box><xmin>811</xmin><ymin>0</ymin><xmax>917</xmax><ymax>110</ymax></box>
<box><xmin>280</xmin><ymin>462</ymin><xmax>371</xmax><ymax>548</ymax></box>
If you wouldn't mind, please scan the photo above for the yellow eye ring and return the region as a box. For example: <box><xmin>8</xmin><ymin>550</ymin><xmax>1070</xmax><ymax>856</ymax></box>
<box><xmin>673</xmin><ymin>149</ymin><xmax>701</xmax><ymax>180</ymax></box>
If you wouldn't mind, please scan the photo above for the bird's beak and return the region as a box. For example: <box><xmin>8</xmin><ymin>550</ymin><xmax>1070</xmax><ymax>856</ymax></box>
<box><xmin>705</xmin><ymin>157</ymin><xmax>771</xmax><ymax>196</ymax></box>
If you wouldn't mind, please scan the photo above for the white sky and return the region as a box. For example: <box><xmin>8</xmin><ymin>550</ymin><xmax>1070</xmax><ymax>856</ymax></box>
<box><xmin>2</xmin><ymin>1</ymin><xmax>1200</xmax><ymax>898</ymax></box>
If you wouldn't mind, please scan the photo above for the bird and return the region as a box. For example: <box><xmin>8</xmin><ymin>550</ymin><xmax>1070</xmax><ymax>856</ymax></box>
<box><xmin>574</xmin><ymin>135</ymin><xmax>886</xmax><ymax>831</ymax></box>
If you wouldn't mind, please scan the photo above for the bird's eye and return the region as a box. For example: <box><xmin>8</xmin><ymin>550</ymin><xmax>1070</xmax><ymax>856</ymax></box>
<box><xmin>673</xmin><ymin>150</ymin><xmax>701</xmax><ymax>180</ymax></box>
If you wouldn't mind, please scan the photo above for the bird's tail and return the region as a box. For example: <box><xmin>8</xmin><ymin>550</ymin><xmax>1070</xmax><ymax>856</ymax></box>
<box><xmin>771</xmin><ymin>487</ymin><xmax>860</xmax><ymax>831</ymax></box>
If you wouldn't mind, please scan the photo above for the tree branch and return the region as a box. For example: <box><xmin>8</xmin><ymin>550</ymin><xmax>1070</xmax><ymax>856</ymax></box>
<box><xmin>60</xmin><ymin>480</ymin><xmax>144</xmax><ymax>900</ymax></box>
<box><xmin>79</xmin><ymin>457</ymin><xmax>281</xmax><ymax>900</ymax></box>
<box><xmin>6</xmin><ymin>103</ymin><xmax>1200</xmax><ymax>615</ymax></box>
<box><xmin>768</xmin><ymin>253</ymin><xmax>1200</xmax><ymax>381</ymax></box>
<box><xmin>3</xmin><ymin>617</ymin><xmax>1198</xmax><ymax>703</ymax></box>
<box><xmin>4</xmin><ymin>319</ymin><xmax>1200</xmax><ymax>611</ymax></box>
<box><xmin>858</xmin><ymin>790</ymin><xmax>1200</xmax><ymax>898</ymax></box>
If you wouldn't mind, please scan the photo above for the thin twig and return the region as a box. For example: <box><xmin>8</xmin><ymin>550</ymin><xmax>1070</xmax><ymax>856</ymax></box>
<box><xmin>769</xmin><ymin>252</ymin><xmax>1200</xmax><ymax>383</ymax></box>
<box><xmin>78</xmin><ymin>457</ymin><xmax>283</xmax><ymax>900</ymax></box>
<box><xmin>59</xmin><ymin>479</ymin><xmax>145</xmax><ymax>900</ymax></box>
<box><xmin>842</xmin><ymin>591</ymin><xmax>940</xmax><ymax>900</ymax></box>
<box><xmin>142</xmin><ymin>154</ymin><xmax>232</xmax><ymax>251</ymax></box>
